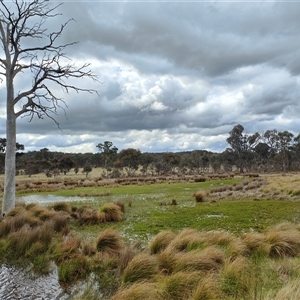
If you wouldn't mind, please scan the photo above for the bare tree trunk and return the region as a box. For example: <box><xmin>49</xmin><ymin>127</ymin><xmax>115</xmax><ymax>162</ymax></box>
<box><xmin>2</xmin><ymin>76</ymin><xmax>16</xmax><ymax>216</ymax></box>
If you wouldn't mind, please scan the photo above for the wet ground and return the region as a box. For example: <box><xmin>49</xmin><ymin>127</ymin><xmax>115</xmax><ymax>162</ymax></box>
<box><xmin>0</xmin><ymin>264</ymin><xmax>69</xmax><ymax>300</ymax></box>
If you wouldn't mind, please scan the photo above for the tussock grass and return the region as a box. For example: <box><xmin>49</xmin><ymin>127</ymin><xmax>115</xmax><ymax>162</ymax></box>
<box><xmin>219</xmin><ymin>257</ymin><xmax>252</xmax><ymax>298</ymax></box>
<box><xmin>58</xmin><ymin>254</ymin><xmax>90</xmax><ymax>284</ymax></box>
<box><xmin>264</xmin><ymin>280</ymin><xmax>300</xmax><ymax>300</ymax></box>
<box><xmin>118</xmin><ymin>244</ymin><xmax>142</xmax><ymax>275</ymax></box>
<box><xmin>149</xmin><ymin>230</ymin><xmax>176</xmax><ymax>254</ymax></box>
<box><xmin>111</xmin><ymin>282</ymin><xmax>163</xmax><ymax>300</ymax></box>
<box><xmin>192</xmin><ymin>274</ymin><xmax>219</xmax><ymax>300</ymax></box>
<box><xmin>175</xmin><ymin>247</ymin><xmax>224</xmax><ymax>273</ymax></box>
<box><xmin>99</xmin><ymin>203</ymin><xmax>123</xmax><ymax>222</ymax></box>
<box><xmin>157</xmin><ymin>248</ymin><xmax>178</xmax><ymax>275</ymax></box>
<box><xmin>122</xmin><ymin>253</ymin><xmax>159</xmax><ymax>283</ymax></box>
<box><xmin>51</xmin><ymin>201</ymin><xmax>71</xmax><ymax>213</ymax></box>
<box><xmin>266</xmin><ymin>229</ymin><xmax>300</xmax><ymax>258</ymax></box>
<box><xmin>160</xmin><ymin>271</ymin><xmax>201</xmax><ymax>300</ymax></box>
<box><xmin>241</xmin><ymin>232</ymin><xmax>267</xmax><ymax>255</ymax></box>
<box><xmin>96</xmin><ymin>229</ymin><xmax>124</xmax><ymax>256</ymax></box>
<box><xmin>194</xmin><ymin>190</ymin><xmax>206</xmax><ymax>202</ymax></box>
<box><xmin>166</xmin><ymin>228</ymin><xmax>205</xmax><ymax>252</ymax></box>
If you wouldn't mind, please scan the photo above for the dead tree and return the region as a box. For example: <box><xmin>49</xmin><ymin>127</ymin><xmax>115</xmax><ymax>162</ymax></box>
<box><xmin>0</xmin><ymin>0</ymin><xmax>98</xmax><ymax>215</ymax></box>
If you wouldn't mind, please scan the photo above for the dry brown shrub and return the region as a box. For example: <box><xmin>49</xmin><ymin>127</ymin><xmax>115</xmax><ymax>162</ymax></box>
<box><xmin>96</xmin><ymin>228</ymin><xmax>124</xmax><ymax>256</ymax></box>
<box><xmin>194</xmin><ymin>191</ymin><xmax>206</xmax><ymax>202</ymax></box>
<box><xmin>149</xmin><ymin>230</ymin><xmax>176</xmax><ymax>254</ymax></box>
<box><xmin>122</xmin><ymin>253</ymin><xmax>159</xmax><ymax>283</ymax></box>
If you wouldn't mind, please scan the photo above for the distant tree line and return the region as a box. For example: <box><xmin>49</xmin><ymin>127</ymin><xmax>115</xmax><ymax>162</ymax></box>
<box><xmin>1</xmin><ymin>124</ymin><xmax>300</xmax><ymax>177</ymax></box>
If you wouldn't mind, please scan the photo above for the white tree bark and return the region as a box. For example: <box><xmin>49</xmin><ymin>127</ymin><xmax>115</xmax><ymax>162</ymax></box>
<box><xmin>3</xmin><ymin>84</ymin><xmax>16</xmax><ymax>215</ymax></box>
<box><xmin>0</xmin><ymin>1</ymin><xmax>98</xmax><ymax>216</ymax></box>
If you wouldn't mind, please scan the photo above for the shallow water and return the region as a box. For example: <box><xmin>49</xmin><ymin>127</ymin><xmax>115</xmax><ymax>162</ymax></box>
<box><xmin>17</xmin><ymin>194</ymin><xmax>94</xmax><ymax>205</ymax></box>
<box><xmin>0</xmin><ymin>264</ymin><xmax>69</xmax><ymax>300</ymax></box>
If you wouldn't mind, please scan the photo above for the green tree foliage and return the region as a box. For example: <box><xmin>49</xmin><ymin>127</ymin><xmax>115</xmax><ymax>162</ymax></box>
<box><xmin>115</xmin><ymin>148</ymin><xmax>141</xmax><ymax>176</ymax></box>
<box><xmin>96</xmin><ymin>141</ymin><xmax>118</xmax><ymax>177</ymax></box>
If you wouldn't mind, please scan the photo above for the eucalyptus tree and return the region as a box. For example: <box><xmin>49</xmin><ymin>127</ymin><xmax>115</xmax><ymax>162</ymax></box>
<box><xmin>0</xmin><ymin>1</ymin><xmax>98</xmax><ymax>216</ymax></box>
<box><xmin>96</xmin><ymin>141</ymin><xmax>118</xmax><ymax>177</ymax></box>
<box><xmin>226</xmin><ymin>124</ymin><xmax>260</xmax><ymax>172</ymax></box>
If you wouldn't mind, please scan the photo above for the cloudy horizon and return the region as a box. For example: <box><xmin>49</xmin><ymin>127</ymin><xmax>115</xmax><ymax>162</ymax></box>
<box><xmin>1</xmin><ymin>0</ymin><xmax>300</xmax><ymax>154</ymax></box>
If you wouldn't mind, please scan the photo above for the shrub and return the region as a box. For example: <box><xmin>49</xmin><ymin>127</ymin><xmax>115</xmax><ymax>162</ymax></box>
<box><xmin>194</xmin><ymin>191</ymin><xmax>206</xmax><ymax>202</ymax></box>
<box><xmin>96</xmin><ymin>229</ymin><xmax>124</xmax><ymax>256</ymax></box>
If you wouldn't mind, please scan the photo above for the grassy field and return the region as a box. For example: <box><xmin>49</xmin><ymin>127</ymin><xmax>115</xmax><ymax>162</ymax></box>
<box><xmin>1</xmin><ymin>172</ymin><xmax>300</xmax><ymax>299</ymax></box>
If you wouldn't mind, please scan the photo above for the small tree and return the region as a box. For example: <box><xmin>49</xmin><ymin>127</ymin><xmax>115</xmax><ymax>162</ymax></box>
<box><xmin>82</xmin><ymin>162</ymin><xmax>92</xmax><ymax>178</ymax></box>
<box><xmin>96</xmin><ymin>141</ymin><xmax>118</xmax><ymax>177</ymax></box>
<box><xmin>0</xmin><ymin>1</ymin><xmax>98</xmax><ymax>216</ymax></box>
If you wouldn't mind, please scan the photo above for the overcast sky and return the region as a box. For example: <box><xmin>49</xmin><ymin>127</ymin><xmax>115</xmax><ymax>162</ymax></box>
<box><xmin>1</xmin><ymin>0</ymin><xmax>300</xmax><ymax>154</ymax></box>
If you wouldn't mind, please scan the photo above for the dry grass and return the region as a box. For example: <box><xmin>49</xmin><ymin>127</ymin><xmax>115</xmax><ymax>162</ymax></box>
<box><xmin>160</xmin><ymin>271</ymin><xmax>201</xmax><ymax>300</ymax></box>
<box><xmin>122</xmin><ymin>253</ymin><xmax>159</xmax><ymax>284</ymax></box>
<box><xmin>51</xmin><ymin>202</ymin><xmax>71</xmax><ymax>213</ymax></box>
<box><xmin>192</xmin><ymin>274</ymin><xmax>219</xmax><ymax>300</ymax></box>
<box><xmin>166</xmin><ymin>228</ymin><xmax>206</xmax><ymax>252</ymax></box>
<box><xmin>111</xmin><ymin>282</ymin><xmax>163</xmax><ymax>300</ymax></box>
<box><xmin>99</xmin><ymin>203</ymin><xmax>123</xmax><ymax>222</ymax></box>
<box><xmin>266</xmin><ymin>229</ymin><xmax>300</xmax><ymax>258</ymax></box>
<box><xmin>175</xmin><ymin>247</ymin><xmax>225</xmax><ymax>273</ymax></box>
<box><xmin>219</xmin><ymin>256</ymin><xmax>252</xmax><ymax>298</ymax></box>
<box><xmin>194</xmin><ymin>190</ymin><xmax>206</xmax><ymax>202</ymax></box>
<box><xmin>264</xmin><ymin>280</ymin><xmax>300</xmax><ymax>300</ymax></box>
<box><xmin>149</xmin><ymin>230</ymin><xmax>176</xmax><ymax>254</ymax></box>
<box><xmin>96</xmin><ymin>229</ymin><xmax>124</xmax><ymax>256</ymax></box>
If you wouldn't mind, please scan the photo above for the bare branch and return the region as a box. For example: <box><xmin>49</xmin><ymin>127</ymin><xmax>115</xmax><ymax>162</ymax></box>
<box><xmin>0</xmin><ymin>0</ymin><xmax>99</xmax><ymax>125</ymax></box>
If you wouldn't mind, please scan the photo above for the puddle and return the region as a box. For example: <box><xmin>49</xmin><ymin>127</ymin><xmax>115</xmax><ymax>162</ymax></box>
<box><xmin>17</xmin><ymin>194</ymin><xmax>94</xmax><ymax>205</ymax></box>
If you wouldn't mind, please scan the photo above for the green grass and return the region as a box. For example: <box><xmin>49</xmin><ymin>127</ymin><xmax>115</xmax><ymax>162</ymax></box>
<box><xmin>3</xmin><ymin>175</ymin><xmax>300</xmax><ymax>299</ymax></box>
<box><xmin>28</xmin><ymin>178</ymin><xmax>298</xmax><ymax>244</ymax></box>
